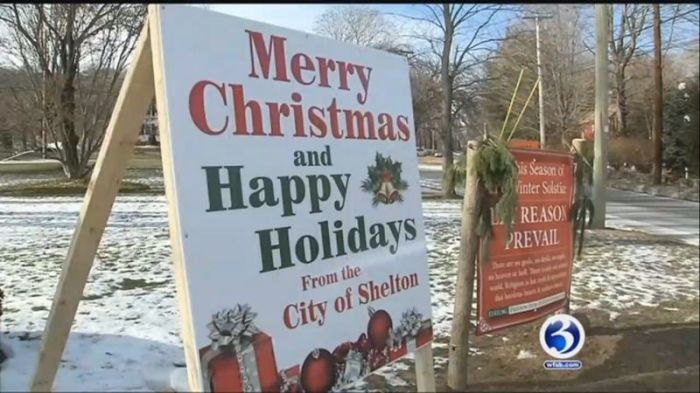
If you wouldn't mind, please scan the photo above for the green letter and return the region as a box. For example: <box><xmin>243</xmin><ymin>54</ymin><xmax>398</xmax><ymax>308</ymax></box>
<box><xmin>256</xmin><ymin>226</ymin><xmax>294</xmax><ymax>273</ymax></box>
<box><xmin>203</xmin><ymin>166</ymin><xmax>247</xmax><ymax>212</ymax></box>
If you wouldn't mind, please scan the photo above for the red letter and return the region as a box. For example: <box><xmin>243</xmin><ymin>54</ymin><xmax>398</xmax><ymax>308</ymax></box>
<box><xmin>283</xmin><ymin>304</ymin><xmax>299</xmax><ymax>329</ymax></box>
<box><xmin>343</xmin><ymin>110</ymin><xmax>376</xmax><ymax>140</ymax></box>
<box><xmin>336</xmin><ymin>61</ymin><xmax>354</xmax><ymax>91</ymax></box>
<box><xmin>290</xmin><ymin>93</ymin><xmax>306</xmax><ymax>137</ymax></box>
<box><xmin>397</xmin><ymin>115</ymin><xmax>411</xmax><ymax>141</ymax></box>
<box><xmin>327</xmin><ymin>98</ymin><xmax>343</xmax><ymax>138</ymax></box>
<box><xmin>246</xmin><ymin>30</ymin><xmax>290</xmax><ymax>82</ymax></box>
<box><xmin>231</xmin><ymin>84</ymin><xmax>264</xmax><ymax>136</ymax></box>
<box><xmin>316</xmin><ymin>57</ymin><xmax>336</xmax><ymax>88</ymax></box>
<box><xmin>266</xmin><ymin>102</ymin><xmax>290</xmax><ymax>137</ymax></box>
<box><xmin>291</xmin><ymin>53</ymin><xmax>316</xmax><ymax>85</ymax></box>
<box><xmin>308</xmin><ymin>106</ymin><xmax>327</xmax><ymax>138</ymax></box>
<box><xmin>377</xmin><ymin>113</ymin><xmax>395</xmax><ymax>141</ymax></box>
<box><xmin>189</xmin><ymin>80</ymin><xmax>228</xmax><ymax>135</ymax></box>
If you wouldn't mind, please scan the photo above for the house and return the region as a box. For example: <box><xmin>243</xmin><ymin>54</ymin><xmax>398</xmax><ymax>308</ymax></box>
<box><xmin>578</xmin><ymin>104</ymin><xmax>619</xmax><ymax>140</ymax></box>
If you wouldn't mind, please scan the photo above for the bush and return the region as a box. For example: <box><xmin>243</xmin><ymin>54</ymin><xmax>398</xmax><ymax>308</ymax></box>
<box><xmin>608</xmin><ymin>137</ymin><xmax>654</xmax><ymax>173</ymax></box>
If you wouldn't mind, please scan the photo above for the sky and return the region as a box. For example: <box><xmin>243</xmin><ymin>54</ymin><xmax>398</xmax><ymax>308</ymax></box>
<box><xmin>0</xmin><ymin>4</ymin><xmax>695</xmax><ymax>72</ymax></box>
<box><xmin>206</xmin><ymin>4</ymin><xmax>698</xmax><ymax>53</ymax></box>
<box><xmin>203</xmin><ymin>3</ymin><xmax>519</xmax><ymax>59</ymax></box>
<box><xmin>207</xmin><ymin>4</ymin><xmax>420</xmax><ymax>34</ymax></box>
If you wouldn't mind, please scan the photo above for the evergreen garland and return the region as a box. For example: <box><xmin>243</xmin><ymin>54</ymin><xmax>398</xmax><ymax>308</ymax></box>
<box><xmin>473</xmin><ymin>136</ymin><xmax>520</xmax><ymax>262</ymax></box>
<box><xmin>446</xmin><ymin>71</ymin><xmax>539</xmax><ymax>263</ymax></box>
<box><xmin>360</xmin><ymin>153</ymin><xmax>409</xmax><ymax>206</ymax></box>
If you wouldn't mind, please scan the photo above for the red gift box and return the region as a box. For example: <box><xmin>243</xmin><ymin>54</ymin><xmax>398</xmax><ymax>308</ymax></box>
<box><xmin>199</xmin><ymin>332</ymin><xmax>279</xmax><ymax>392</ymax></box>
<box><xmin>278</xmin><ymin>365</ymin><xmax>302</xmax><ymax>393</ymax></box>
<box><xmin>388</xmin><ymin>319</ymin><xmax>433</xmax><ymax>362</ymax></box>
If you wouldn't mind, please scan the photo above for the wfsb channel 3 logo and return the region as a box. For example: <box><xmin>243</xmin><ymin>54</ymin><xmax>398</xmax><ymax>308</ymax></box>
<box><xmin>539</xmin><ymin>313</ymin><xmax>585</xmax><ymax>370</ymax></box>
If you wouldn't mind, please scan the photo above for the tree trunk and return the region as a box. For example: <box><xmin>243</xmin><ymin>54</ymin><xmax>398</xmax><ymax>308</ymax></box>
<box><xmin>615</xmin><ymin>70</ymin><xmax>628</xmax><ymax>136</ymax></box>
<box><xmin>60</xmin><ymin>64</ymin><xmax>85</xmax><ymax>179</ymax></box>
<box><xmin>651</xmin><ymin>4</ymin><xmax>663</xmax><ymax>185</ymax></box>
<box><xmin>441</xmin><ymin>5</ymin><xmax>457</xmax><ymax>198</ymax></box>
<box><xmin>0</xmin><ymin>132</ymin><xmax>13</xmax><ymax>150</ymax></box>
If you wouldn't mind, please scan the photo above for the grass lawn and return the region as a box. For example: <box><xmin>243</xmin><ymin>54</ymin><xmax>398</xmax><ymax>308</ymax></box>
<box><xmin>0</xmin><ymin>179</ymin><xmax>153</xmax><ymax>196</ymax></box>
<box><xmin>126</xmin><ymin>147</ymin><xmax>163</xmax><ymax>169</ymax></box>
<box><xmin>419</xmin><ymin>156</ymin><xmax>444</xmax><ymax>166</ymax></box>
<box><xmin>0</xmin><ymin>146</ymin><xmax>164</xmax><ymax>174</ymax></box>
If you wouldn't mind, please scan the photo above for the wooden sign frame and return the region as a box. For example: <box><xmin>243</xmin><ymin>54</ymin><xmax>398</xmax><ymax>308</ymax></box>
<box><xmin>28</xmin><ymin>5</ymin><xmax>435</xmax><ymax>392</ymax></box>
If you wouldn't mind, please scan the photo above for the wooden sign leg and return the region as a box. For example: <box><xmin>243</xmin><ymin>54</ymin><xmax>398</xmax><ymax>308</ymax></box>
<box><xmin>147</xmin><ymin>5</ymin><xmax>203</xmax><ymax>390</ymax></box>
<box><xmin>29</xmin><ymin>25</ymin><xmax>155</xmax><ymax>392</ymax></box>
<box><xmin>415</xmin><ymin>343</ymin><xmax>436</xmax><ymax>392</ymax></box>
<box><xmin>447</xmin><ymin>140</ymin><xmax>480</xmax><ymax>391</ymax></box>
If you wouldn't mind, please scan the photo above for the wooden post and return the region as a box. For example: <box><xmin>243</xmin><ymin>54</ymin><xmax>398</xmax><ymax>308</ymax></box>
<box><xmin>414</xmin><ymin>343</ymin><xmax>436</xmax><ymax>392</ymax></box>
<box><xmin>147</xmin><ymin>5</ymin><xmax>205</xmax><ymax>390</ymax></box>
<box><xmin>571</xmin><ymin>138</ymin><xmax>588</xmax><ymax>157</ymax></box>
<box><xmin>447</xmin><ymin>140</ymin><xmax>480</xmax><ymax>390</ymax></box>
<box><xmin>592</xmin><ymin>4</ymin><xmax>609</xmax><ymax>229</ymax></box>
<box><xmin>29</xmin><ymin>25</ymin><xmax>154</xmax><ymax>392</ymax></box>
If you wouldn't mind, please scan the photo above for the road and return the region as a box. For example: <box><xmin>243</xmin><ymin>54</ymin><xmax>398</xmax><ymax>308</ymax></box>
<box><xmin>418</xmin><ymin>167</ymin><xmax>700</xmax><ymax>247</ymax></box>
<box><xmin>606</xmin><ymin>188</ymin><xmax>699</xmax><ymax>246</ymax></box>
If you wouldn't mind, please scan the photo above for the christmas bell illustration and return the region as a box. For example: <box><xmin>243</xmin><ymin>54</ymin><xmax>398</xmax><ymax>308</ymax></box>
<box><xmin>377</xmin><ymin>170</ymin><xmax>399</xmax><ymax>204</ymax></box>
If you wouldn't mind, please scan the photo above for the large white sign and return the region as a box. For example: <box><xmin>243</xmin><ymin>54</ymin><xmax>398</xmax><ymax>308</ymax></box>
<box><xmin>154</xmin><ymin>5</ymin><xmax>433</xmax><ymax>391</ymax></box>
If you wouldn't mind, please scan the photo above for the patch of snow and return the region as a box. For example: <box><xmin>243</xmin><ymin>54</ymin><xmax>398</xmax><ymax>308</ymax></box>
<box><xmin>1</xmin><ymin>196</ymin><xmax>697</xmax><ymax>391</ymax></box>
<box><xmin>516</xmin><ymin>350</ymin><xmax>536</xmax><ymax>360</ymax></box>
<box><xmin>371</xmin><ymin>361</ymin><xmax>411</xmax><ymax>387</ymax></box>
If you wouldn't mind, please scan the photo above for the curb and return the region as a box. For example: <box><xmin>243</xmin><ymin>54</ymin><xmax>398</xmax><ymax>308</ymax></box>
<box><xmin>542</xmin><ymin>365</ymin><xmax>700</xmax><ymax>392</ymax></box>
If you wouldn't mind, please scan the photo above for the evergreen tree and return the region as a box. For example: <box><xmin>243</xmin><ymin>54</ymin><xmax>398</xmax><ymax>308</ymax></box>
<box><xmin>663</xmin><ymin>75</ymin><xmax>699</xmax><ymax>176</ymax></box>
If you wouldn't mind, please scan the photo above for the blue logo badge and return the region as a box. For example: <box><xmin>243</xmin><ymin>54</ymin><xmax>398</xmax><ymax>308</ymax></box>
<box><xmin>539</xmin><ymin>313</ymin><xmax>586</xmax><ymax>360</ymax></box>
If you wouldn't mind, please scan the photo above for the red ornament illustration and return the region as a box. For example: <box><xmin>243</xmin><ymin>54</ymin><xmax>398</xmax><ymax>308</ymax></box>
<box><xmin>301</xmin><ymin>348</ymin><xmax>336</xmax><ymax>393</ymax></box>
<box><xmin>367</xmin><ymin>307</ymin><xmax>393</xmax><ymax>351</ymax></box>
<box><xmin>355</xmin><ymin>333</ymin><xmax>371</xmax><ymax>355</ymax></box>
<box><xmin>332</xmin><ymin>341</ymin><xmax>354</xmax><ymax>362</ymax></box>
<box><xmin>382</xmin><ymin>170</ymin><xmax>393</xmax><ymax>182</ymax></box>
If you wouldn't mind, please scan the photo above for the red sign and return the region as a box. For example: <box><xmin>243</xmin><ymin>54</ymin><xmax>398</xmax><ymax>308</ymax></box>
<box><xmin>509</xmin><ymin>139</ymin><xmax>540</xmax><ymax>150</ymax></box>
<box><xmin>476</xmin><ymin>149</ymin><xmax>576</xmax><ymax>335</ymax></box>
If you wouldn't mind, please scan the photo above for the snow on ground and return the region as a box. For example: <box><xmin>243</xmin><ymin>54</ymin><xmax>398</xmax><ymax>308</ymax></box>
<box><xmin>1</xmin><ymin>196</ymin><xmax>698</xmax><ymax>391</ymax></box>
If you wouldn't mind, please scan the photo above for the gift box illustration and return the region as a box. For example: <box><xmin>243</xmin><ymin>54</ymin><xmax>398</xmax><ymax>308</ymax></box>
<box><xmin>199</xmin><ymin>304</ymin><xmax>279</xmax><ymax>392</ymax></box>
<box><xmin>387</xmin><ymin>307</ymin><xmax>433</xmax><ymax>362</ymax></box>
<box><xmin>279</xmin><ymin>364</ymin><xmax>302</xmax><ymax>393</ymax></box>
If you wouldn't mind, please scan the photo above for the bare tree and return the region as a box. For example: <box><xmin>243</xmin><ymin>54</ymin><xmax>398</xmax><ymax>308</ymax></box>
<box><xmin>0</xmin><ymin>4</ymin><xmax>146</xmax><ymax>179</ymax></box>
<box><xmin>546</xmin><ymin>5</ymin><xmax>595</xmax><ymax>145</ymax></box>
<box><xmin>0</xmin><ymin>67</ymin><xmax>40</xmax><ymax>153</ymax></box>
<box><xmin>401</xmin><ymin>4</ymin><xmax>509</xmax><ymax>197</ymax></box>
<box><xmin>410</xmin><ymin>59</ymin><xmax>441</xmax><ymax>150</ymax></box>
<box><xmin>480</xmin><ymin>5</ymin><xmax>596</xmax><ymax>149</ymax></box>
<box><xmin>313</xmin><ymin>6</ymin><xmax>399</xmax><ymax>51</ymax></box>
<box><xmin>607</xmin><ymin>4</ymin><xmax>650</xmax><ymax>136</ymax></box>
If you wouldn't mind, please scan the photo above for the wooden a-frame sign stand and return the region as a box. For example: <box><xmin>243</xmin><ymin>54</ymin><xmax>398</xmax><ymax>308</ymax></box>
<box><xmin>28</xmin><ymin>5</ymin><xmax>436</xmax><ymax>392</ymax></box>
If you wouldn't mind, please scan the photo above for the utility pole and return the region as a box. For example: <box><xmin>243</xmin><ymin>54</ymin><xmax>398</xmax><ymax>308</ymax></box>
<box><xmin>523</xmin><ymin>13</ymin><xmax>552</xmax><ymax>149</ymax></box>
<box><xmin>40</xmin><ymin>4</ymin><xmax>47</xmax><ymax>159</ymax></box>
<box><xmin>652</xmin><ymin>4</ymin><xmax>663</xmax><ymax>185</ymax></box>
<box><xmin>592</xmin><ymin>4</ymin><xmax>609</xmax><ymax>229</ymax></box>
